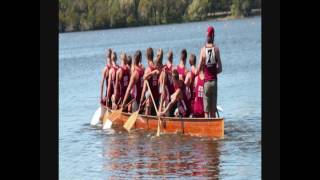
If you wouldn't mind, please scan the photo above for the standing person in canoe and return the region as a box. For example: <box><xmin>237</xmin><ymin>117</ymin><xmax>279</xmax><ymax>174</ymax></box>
<box><xmin>106</xmin><ymin>51</ymin><xmax>119</xmax><ymax>109</ymax></box>
<box><xmin>100</xmin><ymin>48</ymin><xmax>112</xmax><ymax>107</ymax></box>
<box><xmin>198</xmin><ymin>26</ymin><xmax>223</xmax><ymax>118</ymax></box>
<box><xmin>175</xmin><ymin>49</ymin><xmax>188</xmax><ymax>81</ymax></box>
<box><xmin>140</xmin><ymin>47</ymin><xmax>161</xmax><ymax>116</ymax></box>
<box><xmin>121</xmin><ymin>50</ymin><xmax>144</xmax><ymax>112</ymax></box>
<box><xmin>158</xmin><ymin>69</ymin><xmax>191</xmax><ymax>117</ymax></box>
<box><xmin>115</xmin><ymin>52</ymin><xmax>130</xmax><ymax>112</ymax></box>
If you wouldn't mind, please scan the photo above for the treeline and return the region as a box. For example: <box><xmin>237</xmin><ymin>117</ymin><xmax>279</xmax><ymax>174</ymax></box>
<box><xmin>59</xmin><ymin>0</ymin><xmax>261</xmax><ymax>32</ymax></box>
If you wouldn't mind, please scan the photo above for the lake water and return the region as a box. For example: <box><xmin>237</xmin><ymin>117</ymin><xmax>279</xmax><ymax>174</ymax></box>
<box><xmin>59</xmin><ymin>16</ymin><xmax>261</xmax><ymax>179</ymax></box>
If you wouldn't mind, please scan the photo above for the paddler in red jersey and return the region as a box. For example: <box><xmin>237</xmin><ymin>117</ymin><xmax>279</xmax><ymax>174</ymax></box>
<box><xmin>159</xmin><ymin>50</ymin><xmax>174</xmax><ymax>114</ymax></box>
<box><xmin>192</xmin><ymin>66</ymin><xmax>205</xmax><ymax>118</ymax></box>
<box><xmin>106</xmin><ymin>51</ymin><xmax>119</xmax><ymax>109</ymax></box>
<box><xmin>140</xmin><ymin>47</ymin><xmax>161</xmax><ymax>116</ymax></box>
<box><xmin>115</xmin><ymin>52</ymin><xmax>130</xmax><ymax>111</ymax></box>
<box><xmin>121</xmin><ymin>50</ymin><xmax>144</xmax><ymax>112</ymax></box>
<box><xmin>184</xmin><ymin>53</ymin><xmax>197</xmax><ymax>103</ymax></box>
<box><xmin>158</xmin><ymin>69</ymin><xmax>191</xmax><ymax>117</ymax></box>
<box><xmin>198</xmin><ymin>26</ymin><xmax>222</xmax><ymax>118</ymax></box>
<box><xmin>100</xmin><ymin>48</ymin><xmax>112</xmax><ymax>106</ymax></box>
<box><xmin>163</xmin><ymin>50</ymin><xmax>175</xmax><ymax>96</ymax></box>
<box><xmin>175</xmin><ymin>48</ymin><xmax>188</xmax><ymax>81</ymax></box>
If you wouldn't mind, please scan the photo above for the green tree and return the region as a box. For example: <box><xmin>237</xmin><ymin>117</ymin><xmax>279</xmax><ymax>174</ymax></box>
<box><xmin>87</xmin><ymin>1</ymin><xmax>96</xmax><ymax>28</ymax></box>
<box><xmin>231</xmin><ymin>0</ymin><xmax>251</xmax><ymax>17</ymax></box>
<box><xmin>185</xmin><ymin>0</ymin><xmax>208</xmax><ymax>21</ymax></box>
<box><xmin>94</xmin><ymin>0</ymin><xmax>109</xmax><ymax>29</ymax></box>
<box><xmin>119</xmin><ymin>0</ymin><xmax>137</xmax><ymax>26</ymax></box>
<box><xmin>109</xmin><ymin>0</ymin><xmax>122</xmax><ymax>27</ymax></box>
<box><xmin>138</xmin><ymin>0</ymin><xmax>153</xmax><ymax>25</ymax></box>
<box><xmin>165</xmin><ymin>0</ymin><xmax>188</xmax><ymax>23</ymax></box>
<box><xmin>58</xmin><ymin>0</ymin><xmax>258</xmax><ymax>32</ymax></box>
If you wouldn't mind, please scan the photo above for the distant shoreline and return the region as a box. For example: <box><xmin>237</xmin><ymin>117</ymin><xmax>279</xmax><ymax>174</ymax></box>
<box><xmin>60</xmin><ymin>9</ymin><xmax>261</xmax><ymax>34</ymax></box>
<box><xmin>206</xmin><ymin>8</ymin><xmax>261</xmax><ymax>21</ymax></box>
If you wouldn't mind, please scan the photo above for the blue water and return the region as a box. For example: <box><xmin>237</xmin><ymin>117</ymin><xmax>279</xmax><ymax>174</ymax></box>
<box><xmin>59</xmin><ymin>16</ymin><xmax>261</xmax><ymax>179</ymax></box>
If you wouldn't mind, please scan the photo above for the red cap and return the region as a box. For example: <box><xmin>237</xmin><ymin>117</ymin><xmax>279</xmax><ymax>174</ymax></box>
<box><xmin>207</xmin><ymin>26</ymin><xmax>214</xmax><ymax>37</ymax></box>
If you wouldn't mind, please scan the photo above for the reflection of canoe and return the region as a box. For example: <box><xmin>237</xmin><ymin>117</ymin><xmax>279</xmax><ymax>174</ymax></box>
<box><xmin>109</xmin><ymin>110</ymin><xmax>224</xmax><ymax>138</ymax></box>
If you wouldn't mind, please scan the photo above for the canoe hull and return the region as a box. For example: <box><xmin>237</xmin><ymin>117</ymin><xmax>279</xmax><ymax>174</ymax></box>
<box><xmin>111</xmin><ymin>111</ymin><xmax>224</xmax><ymax>138</ymax></box>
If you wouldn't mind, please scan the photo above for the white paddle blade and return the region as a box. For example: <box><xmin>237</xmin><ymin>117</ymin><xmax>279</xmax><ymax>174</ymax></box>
<box><xmin>90</xmin><ymin>107</ymin><xmax>102</xmax><ymax>126</ymax></box>
<box><xmin>217</xmin><ymin>105</ymin><xmax>223</xmax><ymax>112</ymax></box>
<box><xmin>103</xmin><ymin>119</ymin><xmax>113</xmax><ymax>129</ymax></box>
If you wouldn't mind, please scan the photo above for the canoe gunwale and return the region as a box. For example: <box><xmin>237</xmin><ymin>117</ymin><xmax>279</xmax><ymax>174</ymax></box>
<box><xmin>119</xmin><ymin>111</ymin><xmax>224</xmax><ymax>122</ymax></box>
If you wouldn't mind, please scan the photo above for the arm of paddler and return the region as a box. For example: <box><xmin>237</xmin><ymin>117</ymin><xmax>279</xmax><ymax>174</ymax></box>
<box><xmin>158</xmin><ymin>89</ymin><xmax>181</xmax><ymax>116</ymax></box>
<box><xmin>114</xmin><ymin>68</ymin><xmax>121</xmax><ymax>102</ymax></box>
<box><xmin>106</xmin><ymin>69</ymin><xmax>113</xmax><ymax>106</ymax></box>
<box><xmin>100</xmin><ymin>67</ymin><xmax>107</xmax><ymax>103</ymax></box>
<box><xmin>139</xmin><ymin>80</ymin><xmax>148</xmax><ymax>108</ymax></box>
<box><xmin>196</xmin><ymin>47</ymin><xmax>205</xmax><ymax>75</ymax></box>
<box><xmin>121</xmin><ymin>70</ymin><xmax>137</xmax><ymax>108</ymax></box>
<box><xmin>184</xmin><ymin>72</ymin><xmax>192</xmax><ymax>86</ymax></box>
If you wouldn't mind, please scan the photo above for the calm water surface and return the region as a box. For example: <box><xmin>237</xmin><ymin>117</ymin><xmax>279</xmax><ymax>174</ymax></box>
<box><xmin>59</xmin><ymin>16</ymin><xmax>261</xmax><ymax>179</ymax></box>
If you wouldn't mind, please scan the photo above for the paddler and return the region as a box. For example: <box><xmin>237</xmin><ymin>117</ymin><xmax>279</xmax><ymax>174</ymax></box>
<box><xmin>106</xmin><ymin>51</ymin><xmax>119</xmax><ymax>109</ymax></box>
<box><xmin>115</xmin><ymin>52</ymin><xmax>130</xmax><ymax>111</ymax></box>
<box><xmin>121</xmin><ymin>50</ymin><xmax>144</xmax><ymax>112</ymax></box>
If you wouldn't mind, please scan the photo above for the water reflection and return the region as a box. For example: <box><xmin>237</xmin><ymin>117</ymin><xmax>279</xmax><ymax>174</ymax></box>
<box><xmin>102</xmin><ymin>130</ymin><xmax>221</xmax><ymax>179</ymax></box>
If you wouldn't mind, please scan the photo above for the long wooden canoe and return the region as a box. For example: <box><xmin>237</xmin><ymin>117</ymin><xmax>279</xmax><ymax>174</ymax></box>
<box><xmin>108</xmin><ymin>110</ymin><xmax>224</xmax><ymax>138</ymax></box>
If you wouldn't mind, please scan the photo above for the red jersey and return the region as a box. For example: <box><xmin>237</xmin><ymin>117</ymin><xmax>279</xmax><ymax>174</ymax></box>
<box><xmin>177</xmin><ymin>83</ymin><xmax>191</xmax><ymax>117</ymax></box>
<box><xmin>147</xmin><ymin>66</ymin><xmax>160</xmax><ymax>100</ymax></box>
<box><xmin>192</xmin><ymin>75</ymin><xmax>205</xmax><ymax>118</ymax></box>
<box><xmin>119</xmin><ymin>66</ymin><xmax>130</xmax><ymax>100</ymax></box>
<box><xmin>130</xmin><ymin>66</ymin><xmax>144</xmax><ymax>104</ymax></box>
<box><xmin>176</xmin><ymin>65</ymin><xmax>186</xmax><ymax>80</ymax></box>
<box><xmin>186</xmin><ymin>70</ymin><xmax>196</xmax><ymax>101</ymax></box>
<box><xmin>107</xmin><ymin>65</ymin><xmax>118</xmax><ymax>100</ymax></box>
<box><xmin>164</xmin><ymin>64</ymin><xmax>175</xmax><ymax>96</ymax></box>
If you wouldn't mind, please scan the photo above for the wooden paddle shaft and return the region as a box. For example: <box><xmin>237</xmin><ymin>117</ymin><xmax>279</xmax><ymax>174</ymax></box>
<box><xmin>123</xmin><ymin>98</ymin><xmax>135</xmax><ymax>109</ymax></box>
<box><xmin>145</xmin><ymin>81</ymin><xmax>159</xmax><ymax>114</ymax></box>
<box><xmin>145</xmin><ymin>81</ymin><xmax>162</xmax><ymax>136</ymax></box>
<box><xmin>117</xmin><ymin>97</ymin><xmax>122</xmax><ymax>105</ymax></box>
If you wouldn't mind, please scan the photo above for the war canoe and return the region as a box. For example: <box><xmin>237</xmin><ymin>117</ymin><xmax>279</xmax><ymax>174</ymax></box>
<box><xmin>108</xmin><ymin>110</ymin><xmax>224</xmax><ymax>138</ymax></box>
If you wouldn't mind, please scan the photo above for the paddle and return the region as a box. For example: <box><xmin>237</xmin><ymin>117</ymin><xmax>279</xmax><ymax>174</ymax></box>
<box><xmin>102</xmin><ymin>108</ymin><xmax>114</xmax><ymax>129</ymax></box>
<box><xmin>217</xmin><ymin>105</ymin><xmax>223</xmax><ymax>112</ymax></box>
<box><xmin>102</xmin><ymin>97</ymin><xmax>131</xmax><ymax>130</ymax></box>
<box><xmin>216</xmin><ymin>105</ymin><xmax>223</xmax><ymax>118</ymax></box>
<box><xmin>102</xmin><ymin>98</ymin><xmax>136</xmax><ymax>129</ymax></box>
<box><xmin>145</xmin><ymin>81</ymin><xmax>161</xmax><ymax>136</ymax></box>
<box><xmin>123</xmin><ymin>90</ymin><xmax>150</xmax><ymax>132</ymax></box>
<box><xmin>156</xmin><ymin>108</ymin><xmax>161</xmax><ymax>136</ymax></box>
<box><xmin>123</xmin><ymin>109</ymin><xmax>140</xmax><ymax>132</ymax></box>
<box><xmin>102</xmin><ymin>98</ymin><xmax>121</xmax><ymax>124</ymax></box>
<box><xmin>90</xmin><ymin>106</ymin><xmax>102</xmax><ymax>126</ymax></box>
